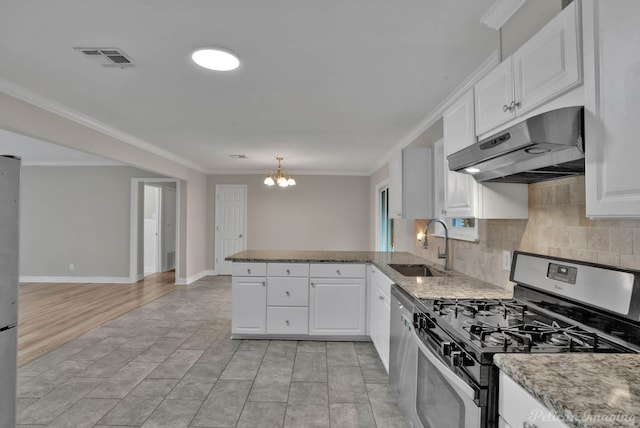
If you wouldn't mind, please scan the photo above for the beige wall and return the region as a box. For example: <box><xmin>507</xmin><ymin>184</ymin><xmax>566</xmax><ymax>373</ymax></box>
<box><xmin>411</xmin><ymin>176</ymin><xmax>640</xmax><ymax>290</ymax></box>
<box><xmin>0</xmin><ymin>92</ymin><xmax>209</xmax><ymax>282</ymax></box>
<box><xmin>20</xmin><ymin>166</ymin><xmax>166</xmax><ymax>278</ymax></box>
<box><xmin>207</xmin><ymin>174</ymin><xmax>370</xmax><ymax>269</ymax></box>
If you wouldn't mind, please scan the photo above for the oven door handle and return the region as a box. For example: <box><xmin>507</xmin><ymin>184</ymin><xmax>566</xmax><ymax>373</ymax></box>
<box><xmin>414</xmin><ymin>329</ymin><xmax>477</xmax><ymax>400</ymax></box>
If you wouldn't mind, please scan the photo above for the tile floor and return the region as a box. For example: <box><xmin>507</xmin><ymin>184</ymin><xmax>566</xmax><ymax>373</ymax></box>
<box><xmin>16</xmin><ymin>276</ymin><xmax>407</xmax><ymax>427</ymax></box>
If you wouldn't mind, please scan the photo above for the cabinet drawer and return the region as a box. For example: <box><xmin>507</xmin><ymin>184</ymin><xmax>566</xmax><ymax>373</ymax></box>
<box><xmin>267</xmin><ymin>263</ymin><xmax>309</xmax><ymax>277</ymax></box>
<box><xmin>267</xmin><ymin>307</ymin><xmax>309</xmax><ymax>335</ymax></box>
<box><xmin>310</xmin><ymin>263</ymin><xmax>366</xmax><ymax>278</ymax></box>
<box><xmin>267</xmin><ymin>277</ymin><xmax>309</xmax><ymax>306</ymax></box>
<box><xmin>232</xmin><ymin>263</ymin><xmax>267</xmax><ymax>277</ymax></box>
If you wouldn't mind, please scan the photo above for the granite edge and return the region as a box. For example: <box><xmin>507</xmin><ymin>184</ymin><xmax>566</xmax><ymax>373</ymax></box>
<box><xmin>494</xmin><ymin>355</ymin><xmax>587</xmax><ymax>428</ymax></box>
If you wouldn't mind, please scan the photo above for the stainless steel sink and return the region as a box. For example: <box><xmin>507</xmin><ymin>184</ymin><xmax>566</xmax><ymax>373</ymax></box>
<box><xmin>388</xmin><ymin>264</ymin><xmax>435</xmax><ymax>277</ymax></box>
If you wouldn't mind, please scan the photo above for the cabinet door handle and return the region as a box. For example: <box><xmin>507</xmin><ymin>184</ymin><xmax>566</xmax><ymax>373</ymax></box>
<box><xmin>379</xmin><ymin>295</ymin><xmax>384</xmax><ymax>300</ymax></box>
<box><xmin>247</xmin><ymin>268</ymin><xmax>251</xmax><ymax>274</ymax></box>
<box><xmin>311</xmin><ymin>282</ymin><xmax>315</xmax><ymax>287</ymax></box>
<box><xmin>262</xmin><ymin>281</ymin><xmax>266</xmax><ymax>287</ymax></box>
<box><xmin>512</xmin><ymin>100</ymin><xmax>521</xmax><ymax>110</ymax></box>
<box><xmin>503</xmin><ymin>104</ymin><xmax>510</xmax><ymax>112</ymax></box>
<box><xmin>286</xmin><ymin>269</ymin><xmax>291</xmax><ymax>275</ymax></box>
<box><xmin>286</xmin><ymin>320</ymin><xmax>290</xmax><ymax>326</ymax></box>
<box><xmin>285</xmin><ymin>291</ymin><xmax>290</xmax><ymax>296</ymax></box>
<box><xmin>336</xmin><ymin>270</ymin><xmax>341</xmax><ymax>275</ymax></box>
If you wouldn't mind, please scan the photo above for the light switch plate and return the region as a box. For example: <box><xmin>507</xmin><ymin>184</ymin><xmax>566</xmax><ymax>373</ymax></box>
<box><xmin>502</xmin><ymin>251</ymin><xmax>511</xmax><ymax>271</ymax></box>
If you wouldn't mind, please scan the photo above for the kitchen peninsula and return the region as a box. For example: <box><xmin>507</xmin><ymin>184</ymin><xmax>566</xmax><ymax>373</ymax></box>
<box><xmin>227</xmin><ymin>250</ymin><xmax>513</xmax><ymax>300</ymax></box>
<box><xmin>226</xmin><ymin>250</ymin><xmax>512</xmax><ymax>340</ymax></box>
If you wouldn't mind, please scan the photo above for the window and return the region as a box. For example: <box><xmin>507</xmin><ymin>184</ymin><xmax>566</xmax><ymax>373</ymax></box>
<box><xmin>379</xmin><ymin>186</ymin><xmax>394</xmax><ymax>251</ymax></box>
<box><xmin>448</xmin><ymin>217</ymin><xmax>478</xmax><ymax>242</ymax></box>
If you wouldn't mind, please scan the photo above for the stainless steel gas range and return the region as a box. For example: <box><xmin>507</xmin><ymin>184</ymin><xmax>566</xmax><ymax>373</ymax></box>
<box><xmin>409</xmin><ymin>251</ymin><xmax>640</xmax><ymax>428</ymax></box>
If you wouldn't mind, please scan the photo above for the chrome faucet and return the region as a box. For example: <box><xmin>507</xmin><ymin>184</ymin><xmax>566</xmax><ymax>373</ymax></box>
<box><xmin>422</xmin><ymin>218</ymin><xmax>450</xmax><ymax>270</ymax></box>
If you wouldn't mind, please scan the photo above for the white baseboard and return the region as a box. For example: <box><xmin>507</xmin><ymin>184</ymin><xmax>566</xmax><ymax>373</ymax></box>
<box><xmin>176</xmin><ymin>270</ymin><xmax>215</xmax><ymax>285</ymax></box>
<box><xmin>20</xmin><ymin>276</ymin><xmax>131</xmax><ymax>284</ymax></box>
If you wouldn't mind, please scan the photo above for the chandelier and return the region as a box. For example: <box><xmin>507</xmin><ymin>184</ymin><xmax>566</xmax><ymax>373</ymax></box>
<box><xmin>264</xmin><ymin>157</ymin><xmax>296</xmax><ymax>187</ymax></box>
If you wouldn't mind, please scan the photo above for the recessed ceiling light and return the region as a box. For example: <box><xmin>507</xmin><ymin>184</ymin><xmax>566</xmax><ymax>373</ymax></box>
<box><xmin>465</xmin><ymin>167</ymin><xmax>481</xmax><ymax>173</ymax></box>
<box><xmin>192</xmin><ymin>48</ymin><xmax>240</xmax><ymax>71</ymax></box>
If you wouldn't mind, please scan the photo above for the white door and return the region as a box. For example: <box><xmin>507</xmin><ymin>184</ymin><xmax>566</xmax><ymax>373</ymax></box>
<box><xmin>215</xmin><ymin>185</ymin><xmax>247</xmax><ymax>275</ymax></box>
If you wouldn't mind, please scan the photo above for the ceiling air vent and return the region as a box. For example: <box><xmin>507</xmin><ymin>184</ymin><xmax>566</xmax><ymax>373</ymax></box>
<box><xmin>74</xmin><ymin>47</ymin><xmax>135</xmax><ymax>68</ymax></box>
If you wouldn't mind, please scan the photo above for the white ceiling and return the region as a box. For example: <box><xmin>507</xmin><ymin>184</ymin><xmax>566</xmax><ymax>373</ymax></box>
<box><xmin>0</xmin><ymin>0</ymin><xmax>497</xmax><ymax>174</ymax></box>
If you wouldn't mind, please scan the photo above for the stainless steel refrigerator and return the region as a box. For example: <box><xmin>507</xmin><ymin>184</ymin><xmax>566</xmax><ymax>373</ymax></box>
<box><xmin>0</xmin><ymin>155</ymin><xmax>19</xmax><ymax>428</ymax></box>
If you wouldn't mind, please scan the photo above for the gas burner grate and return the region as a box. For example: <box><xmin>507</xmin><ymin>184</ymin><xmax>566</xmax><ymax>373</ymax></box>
<box><xmin>432</xmin><ymin>298</ymin><xmax>527</xmax><ymax>321</ymax></box>
<box><xmin>464</xmin><ymin>319</ymin><xmax>602</xmax><ymax>352</ymax></box>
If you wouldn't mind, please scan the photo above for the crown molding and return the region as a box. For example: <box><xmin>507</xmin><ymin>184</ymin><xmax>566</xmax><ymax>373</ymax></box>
<box><xmin>480</xmin><ymin>0</ymin><xmax>527</xmax><ymax>29</ymax></box>
<box><xmin>22</xmin><ymin>160</ymin><xmax>124</xmax><ymax>167</ymax></box>
<box><xmin>208</xmin><ymin>169</ymin><xmax>370</xmax><ymax>176</ymax></box>
<box><xmin>0</xmin><ymin>77</ymin><xmax>209</xmax><ymax>174</ymax></box>
<box><xmin>368</xmin><ymin>49</ymin><xmax>500</xmax><ymax>175</ymax></box>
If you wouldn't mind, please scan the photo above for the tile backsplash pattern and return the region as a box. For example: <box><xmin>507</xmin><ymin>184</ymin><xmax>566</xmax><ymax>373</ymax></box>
<box><xmin>412</xmin><ymin>176</ymin><xmax>640</xmax><ymax>289</ymax></box>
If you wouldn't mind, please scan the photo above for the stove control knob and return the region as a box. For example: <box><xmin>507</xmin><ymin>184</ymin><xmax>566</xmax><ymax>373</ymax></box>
<box><xmin>412</xmin><ymin>313</ymin><xmax>420</xmax><ymax>328</ymax></box>
<box><xmin>451</xmin><ymin>351</ymin><xmax>466</xmax><ymax>367</ymax></box>
<box><xmin>441</xmin><ymin>342</ymin><xmax>452</xmax><ymax>356</ymax></box>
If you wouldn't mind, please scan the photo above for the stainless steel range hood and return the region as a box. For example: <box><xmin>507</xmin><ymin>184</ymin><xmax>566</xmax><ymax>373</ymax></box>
<box><xmin>447</xmin><ymin>106</ymin><xmax>584</xmax><ymax>183</ymax></box>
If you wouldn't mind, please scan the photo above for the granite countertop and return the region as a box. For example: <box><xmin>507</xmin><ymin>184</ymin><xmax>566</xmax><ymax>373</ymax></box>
<box><xmin>494</xmin><ymin>354</ymin><xmax>640</xmax><ymax>428</ymax></box>
<box><xmin>226</xmin><ymin>250</ymin><xmax>513</xmax><ymax>300</ymax></box>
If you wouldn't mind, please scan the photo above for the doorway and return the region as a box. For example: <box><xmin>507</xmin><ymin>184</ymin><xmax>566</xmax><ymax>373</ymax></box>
<box><xmin>130</xmin><ymin>178</ymin><xmax>179</xmax><ymax>283</ymax></box>
<box><xmin>215</xmin><ymin>185</ymin><xmax>247</xmax><ymax>275</ymax></box>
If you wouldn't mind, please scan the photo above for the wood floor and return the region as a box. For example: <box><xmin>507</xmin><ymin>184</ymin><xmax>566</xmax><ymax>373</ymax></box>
<box><xmin>17</xmin><ymin>271</ymin><xmax>183</xmax><ymax>367</ymax></box>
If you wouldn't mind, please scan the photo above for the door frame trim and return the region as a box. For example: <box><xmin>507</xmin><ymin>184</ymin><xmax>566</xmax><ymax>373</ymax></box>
<box><xmin>214</xmin><ymin>184</ymin><xmax>247</xmax><ymax>274</ymax></box>
<box><xmin>130</xmin><ymin>178</ymin><xmax>181</xmax><ymax>283</ymax></box>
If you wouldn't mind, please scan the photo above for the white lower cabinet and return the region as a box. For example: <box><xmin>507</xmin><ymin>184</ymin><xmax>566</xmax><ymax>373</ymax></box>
<box><xmin>309</xmin><ymin>278</ymin><xmax>366</xmax><ymax>336</ymax></box>
<box><xmin>232</xmin><ymin>262</ymin><xmax>367</xmax><ymax>338</ymax></box>
<box><xmin>309</xmin><ymin>264</ymin><xmax>366</xmax><ymax>336</ymax></box>
<box><xmin>369</xmin><ymin>266</ymin><xmax>392</xmax><ymax>372</ymax></box>
<box><xmin>232</xmin><ymin>275</ymin><xmax>267</xmax><ymax>335</ymax></box>
<box><xmin>499</xmin><ymin>371</ymin><xmax>569</xmax><ymax>428</ymax></box>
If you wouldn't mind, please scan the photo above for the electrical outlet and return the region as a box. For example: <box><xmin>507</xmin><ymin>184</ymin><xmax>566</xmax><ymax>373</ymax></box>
<box><xmin>502</xmin><ymin>251</ymin><xmax>511</xmax><ymax>271</ymax></box>
<box><xmin>69</xmin><ymin>263</ymin><xmax>75</xmax><ymax>271</ymax></box>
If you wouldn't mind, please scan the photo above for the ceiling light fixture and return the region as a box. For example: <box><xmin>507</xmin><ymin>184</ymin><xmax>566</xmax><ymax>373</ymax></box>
<box><xmin>264</xmin><ymin>157</ymin><xmax>296</xmax><ymax>188</ymax></box>
<box><xmin>191</xmin><ymin>48</ymin><xmax>240</xmax><ymax>71</ymax></box>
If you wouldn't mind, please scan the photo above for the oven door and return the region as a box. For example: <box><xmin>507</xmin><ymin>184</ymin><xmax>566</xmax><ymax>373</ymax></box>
<box><xmin>415</xmin><ymin>332</ymin><xmax>482</xmax><ymax>428</ymax></box>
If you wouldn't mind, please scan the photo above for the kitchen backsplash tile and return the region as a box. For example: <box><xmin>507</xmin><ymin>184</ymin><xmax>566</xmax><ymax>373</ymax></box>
<box><xmin>411</xmin><ymin>176</ymin><xmax>640</xmax><ymax>289</ymax></box>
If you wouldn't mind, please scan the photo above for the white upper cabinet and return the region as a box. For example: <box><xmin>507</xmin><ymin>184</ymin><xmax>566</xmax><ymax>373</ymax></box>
<box><xmin>513</xmin><ymin>1</ymin><xmax>581</xmax><ymax>114</ymax></box>
<box><xmin>442</xmin><ymin>91</ymin><xmax>528</xmax><ymax>220</ymax></box>
<box><xmin>388</xmin><ymin>147</ymin><xmax>434</xmax><ymax>219</ymax></box>
<box><xmin>583</xmin><ymin>0</ymin><xmax>640</xmax><ymax>218</ymax></box>
<box><xmin>474</xmin><ymin>60</ymin><xmax>516</xmax><ymax>136</ymax></box>
<box><xmin>443</xmin><ymin>90</ymin><xmax>478</xmax><ymax>218</ymax></box>
<box><xmin>475</xmin><ymin>1</ymin><xmax>582</xmax><ymax>136</ymax></box>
